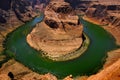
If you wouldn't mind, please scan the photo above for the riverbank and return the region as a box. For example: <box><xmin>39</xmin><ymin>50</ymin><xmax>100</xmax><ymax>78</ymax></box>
<box><xmin>83</xmin><ymin>16</ymin><xmax>120</xmax><ymax>66</ymax></box>
<box><xmin>0</xmin><ymin>22</ymin><xmax>23</xmax><ymax>53</ymax></box>
<box><xmin>26</xmin><ymin>21</ymin><xmax>86</xmax><ymax>61</ymax></box>
<box><xmin>26</xmin><ymin>0</ymin><xmax>84</xmax><ymax>61</ymax></box>
<box><xmin>3</xmin><ymin>12</ymin><xmax>117</xmax><ymax>79</ymax></box>
<box><xmin>0</xmin><ymin>14</ymin><xmax>119</xmax><ymax>80</ymax></box>
<box><xmin>0</xmin><ymin>59</ymin><xmax>57</xmax><ymax>80</ymax></box>
<box><xmin>44</xmin><ymin>33</ymin><xmax>90</xmax><ymax>61</ymax></box>
<box><xmin>83</xmin><ymin>15</ymin><xmax>120</xmax><ymax>68</ymax></box>
<box><xmin>86</xmin><ymin>49</ymin><xmax>120</xmax><ymax>80</ymax></box>
<box><xmin>78</xmin><ymin>16</ymin><xmax>120</xmax><ymax>80</ymax></box>
<box><xmin>83</xmin><ymin>16</ymin><xmax>120</xmax><ymax>45</ymax></box>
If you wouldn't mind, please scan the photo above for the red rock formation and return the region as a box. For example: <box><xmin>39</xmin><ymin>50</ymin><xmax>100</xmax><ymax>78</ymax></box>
<box><xmin>27</xmin><ymin>0</ymin><xmax>83</xmax><ymax>61</ymax></box>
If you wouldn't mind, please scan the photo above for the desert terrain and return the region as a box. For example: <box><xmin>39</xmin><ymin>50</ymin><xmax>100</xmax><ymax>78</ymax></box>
<box><xmin>0</xmin><ymin>0</ymin><xmax>120</xmax><ymax>80</ymax></box>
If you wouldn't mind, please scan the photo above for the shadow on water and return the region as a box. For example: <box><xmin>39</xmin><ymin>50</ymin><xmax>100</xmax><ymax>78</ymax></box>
<box><xmin>3</xmin><ymin>14</ymin><xmax>119</xmax><ymax>78</ymax></box>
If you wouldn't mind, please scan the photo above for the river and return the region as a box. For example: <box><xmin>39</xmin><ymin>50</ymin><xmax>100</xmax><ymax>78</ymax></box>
<box><xmin>4</xmin><ymin>14</ymin><xmax>118</xmax><ymax>78</ymax></box>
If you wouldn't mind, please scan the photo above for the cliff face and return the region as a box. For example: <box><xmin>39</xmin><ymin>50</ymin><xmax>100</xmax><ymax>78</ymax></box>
<box><xmin>65</xmin><ymin>1</ymin><xmax>120</xmax><ymax>80</ymax></box>
<box><xmin>66</xmin><ymin>0</ymin><xmax>120</xmax><ymax>28</ymax></box>
<box><xmin>85</xmin><ymin>4</ymin><xmax>120</xmax><ymax>44</ymax></box>
<box><xmin>86</xmin><ymin>4</ymin><xmax>120</xmax><ymax>26</ymax></box>
<box><xmin>0</xmin><ymin>0</ymin><xmax>50</xmax><ymax>23</ymax></box>
<box><xmin>66</xmin><ymin>1</ymin><xmax>120</xmax><ymax>44</ymax></box>
<box><xmin>87</xmin><ymin>59</ymin><xmax>120</xmax><ymax>80</ymax></box>
<box><xmin>0</xmin><ymin>0</ymin><xmax>49</xmax><ymax>52</ymax></box>
<box><xmin>11</xmin><ymin>0</ymin><xmax>36</xmax><ymax>22</ymax></box>
<box><xmin>44</xmin><ymin>0</ymin><xmax>82</xmax><ymax>37</ymax></box>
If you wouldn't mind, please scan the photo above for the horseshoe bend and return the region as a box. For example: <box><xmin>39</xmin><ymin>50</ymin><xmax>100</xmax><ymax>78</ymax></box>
<box><xmin>26</xmin><ymin>0</ymin><xmax>87</xmax><ymax>61</ymax></box>
<box><xmin>0</xmin><ymin>0</ymin><xmax>120</xmax><ymax>80</ymax></box>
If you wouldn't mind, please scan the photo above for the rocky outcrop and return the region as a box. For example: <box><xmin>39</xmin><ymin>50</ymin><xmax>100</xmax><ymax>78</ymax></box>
<box><xmin>86</xmin><ymin>4</ymin><xmax>120</xmax><ymax>26</ymax></box>
<box><xmin>66</xmin><ymin>0</ymin><xmax>120</xmax><ymax>44</ymax></box>
<box><xmin>12</xmin><ymin>0</ymin><xmax>37</xmax><ymax>22</ymax></box>
<box><xmin>0</xmin><ymin>0</ymin><xmax>50</xmax><ymax>23</ymax></box>
<box><xmin>27</xmin><ymin>0</ymin><xmax>83</xmax><ymax>61</ymax></box>
<box><xmin>87</xmin><ymin>59</ymin><xmax>120</xmax><ymax>80</ymax></box>
<box><xmin>64</xmin><ymin>1</ymin><xmax>120</xmax><ymax>80</ymax></box>
<box><xmin>84</xmin><ymin>4</ymin><xmax>120</xmax><ymax>44</ymax></box>
<box><xmin>87</xmin><ymin>49</ymin><xmax>120</xmax><ymax>80</ymax></box>
<box><xmin>0</xmin><ymin>59</ymin><xmax>57</xmax><ymax>80</ymax></box>
<box><xmin>66</xmin><ymin>0</ymin><xmax>120</xmax><ymax>28</ymax></box>
<box><xmin>0</xmin><ymin>0</ymin><xmax>49</xmax><ymax>52</ymax></box>
<box><xmin>0</xmin><ymin>0</ymin><xmax>37</xmax><ymax>24</ymax></box>
<box><xmin>86</xmin><ymin>49</ymin><xmax>120</xmax><ymax>80</ymax></box>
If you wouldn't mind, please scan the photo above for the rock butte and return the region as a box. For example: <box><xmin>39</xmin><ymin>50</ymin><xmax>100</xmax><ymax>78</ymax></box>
<box><xmin>27</xmin><ymin>0</ymin><xmax>83</xmax><ymax>60</ymax></box>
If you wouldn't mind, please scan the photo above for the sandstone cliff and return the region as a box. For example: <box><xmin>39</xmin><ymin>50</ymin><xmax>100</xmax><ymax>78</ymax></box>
<box><xmin>27</xmin><ymin>0</ymin><xmax>83</xmax><ymax>61</ymax></box>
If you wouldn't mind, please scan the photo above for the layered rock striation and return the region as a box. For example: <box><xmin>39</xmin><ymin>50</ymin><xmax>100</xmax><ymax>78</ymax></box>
<box><xmin>85</xmin><ymin>4</ymin><xmax>120</xmax><ymax>44</ymax></box>
<box><xmin>66</xmin><ymin>0</ymin><xmax>120</xmax><ymax>28</ymax></box>
<box><xmin>27</xmin><ymin>0</ymin><xmax>83</xmax><ymax>61</ymax></box>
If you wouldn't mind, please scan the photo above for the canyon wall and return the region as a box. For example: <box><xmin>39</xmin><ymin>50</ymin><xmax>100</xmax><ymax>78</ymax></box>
<box><xmin>65</xmin><ymin>0</ymin><xmax>120</xmax><ymax>28</ymax></box>
<box><xmin>65</xmin><ymin>1</ymin><xmax>120</xmax><ymax>80</ymax></box>
<box><xmin>0</xmin><ymin>0</ymin><xmax>120</xmax><ymax>80</ymax></box>
<box><xmin>0</xmin><ymin>0</ymin><xmax>49</xmax><ymax>52</ymax></box>
<box><xmin>66</xmin><ymin>0</ymin><xmax>120</xmax><ymax>44</ymax></box>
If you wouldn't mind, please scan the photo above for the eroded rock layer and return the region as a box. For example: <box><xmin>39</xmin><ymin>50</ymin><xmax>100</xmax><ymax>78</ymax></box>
<box><xmin>27</xmin><ymin>0</ymin><xmax>83</xmax><ymax>60</ymax></box>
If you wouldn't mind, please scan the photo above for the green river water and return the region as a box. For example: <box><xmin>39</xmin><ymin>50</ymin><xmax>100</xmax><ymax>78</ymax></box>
<box><xmin>4</xmin><ymin>14</ymin><xmax>119</xmax><ymax>78</ymax></box>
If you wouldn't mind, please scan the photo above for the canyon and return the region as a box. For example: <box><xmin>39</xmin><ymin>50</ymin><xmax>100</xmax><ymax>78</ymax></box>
<box><xmin>73</xmin><ymin>1</ymin><xmax>120</xmax><ymax>80</ymax></box>
<box><xmin>0</xmin><ymin>0</ymin><xmax>120</xmax><ymax>80</ymax></box>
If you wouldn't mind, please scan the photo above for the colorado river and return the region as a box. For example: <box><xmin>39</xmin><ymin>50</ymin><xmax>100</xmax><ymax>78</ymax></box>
<box><xmin>4</xmin><ymin>14</ymin><xmax>118</xmax><ymax>78</ymax></box>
